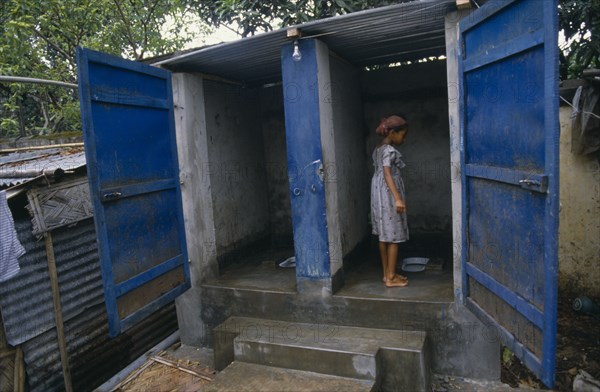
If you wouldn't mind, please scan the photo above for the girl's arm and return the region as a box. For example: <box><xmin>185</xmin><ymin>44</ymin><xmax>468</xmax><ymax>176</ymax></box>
<box><xmin>383</xmin><ymin>166</ymin><xmax>406</xmax><ymax>214</ymax></box>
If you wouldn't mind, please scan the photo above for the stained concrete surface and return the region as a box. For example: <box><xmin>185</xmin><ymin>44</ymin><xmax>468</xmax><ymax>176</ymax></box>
<box><xmin>197</xmin><ymin>234</ymin><xmax>498</xmax><ymax>381</ymax></box>
<box><xmin>337</xmin><ymin>257</ymin><xmax>454</xmax><ymax>302</ymax></box>
<box><xmin>214</xmin><ymin>316</ymin><xmax>430</xmax><ymax>391</ymax></box>
<box><xmin>204</xmin><ymin>234</ymin><xmax>453</xmax><ymax>302</ymax></box>
<box><xmin>204</xmin><ymin>247</ymin><xmax>296</xmax><ymax>293</ymax></box>
<box><xmin>338</xmin><ymin>233</ymin><xmax>454</xmax><ymax>301</ymax></box>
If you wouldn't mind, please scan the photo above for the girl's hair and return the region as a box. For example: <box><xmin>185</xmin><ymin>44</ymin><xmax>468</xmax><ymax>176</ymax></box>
<box><xmin>376</xmin><ymin>115</ymin><xmax>408</xmax><ymax>136</ymax></box>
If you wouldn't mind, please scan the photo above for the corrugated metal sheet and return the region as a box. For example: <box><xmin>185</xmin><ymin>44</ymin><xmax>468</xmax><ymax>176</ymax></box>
<box><xmin>23</xmin><ymin>302</ymin><xmax>177</xmax><ymax>392</ymax></box>
<box><xmin>0</xmin><ymin>217</ymin><xmax>102</xmax><ymax>346</ymax></box>
<box><xmin>0</xmin><ymin>149</ymin><xmax>86</xmax><ymax>187</ymax></box>
<box><xmin>0</xmin><ymin>200</ymin><xmax>178</xmax><ymax>391</ymax></box>
<box><xmin>156</xmin><ymin>0</ymin><xmax>456</xmax><ymax>85</ymax></box>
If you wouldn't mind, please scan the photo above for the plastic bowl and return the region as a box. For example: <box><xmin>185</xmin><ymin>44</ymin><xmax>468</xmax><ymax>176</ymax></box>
<box><xmin>401</xmin><ymin>257</ymin><xmax>430</xmax><ymax>272</ymax></box>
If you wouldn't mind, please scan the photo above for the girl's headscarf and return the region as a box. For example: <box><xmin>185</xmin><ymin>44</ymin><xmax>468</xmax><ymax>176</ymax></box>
<box><xmin>375</xmin><ymin>115</ymin><xmax>408</xmax><ymax>136</ymax></box>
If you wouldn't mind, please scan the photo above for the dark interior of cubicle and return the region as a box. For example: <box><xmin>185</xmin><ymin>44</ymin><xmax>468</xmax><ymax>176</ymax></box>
<box><xmin>208</xmin><ymin>56</ymin><xmax>453</xmax><ymax>298</ymax></box>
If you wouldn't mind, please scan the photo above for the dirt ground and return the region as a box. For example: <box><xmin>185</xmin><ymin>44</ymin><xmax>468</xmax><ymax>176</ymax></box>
<box><xmin>501</xmin><ymin>292</ymin><xmax>600</xmax><ymax>391</ymax></box>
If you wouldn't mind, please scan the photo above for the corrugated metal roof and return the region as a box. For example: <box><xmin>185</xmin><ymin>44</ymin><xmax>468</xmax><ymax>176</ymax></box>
<box><xmin>0</xmin><ymin>149</ymin><xmax>86</xmax><ymax>188</ymax></box>
<box><xmin>156</xmin><ymin>0</ymin><xmax>456</xmax><ymax>85</ymax></box>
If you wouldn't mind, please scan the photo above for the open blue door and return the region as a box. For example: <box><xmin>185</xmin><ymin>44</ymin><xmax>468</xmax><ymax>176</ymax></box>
<box><xmin>459</xmin><ymin>0</ymin><xmax>559</xmax><ymax>387</ymax></box>
<box><xmin>77</xmin><ymin>48</ymin><xmax>190</xmax><ymax>337</ymax></box>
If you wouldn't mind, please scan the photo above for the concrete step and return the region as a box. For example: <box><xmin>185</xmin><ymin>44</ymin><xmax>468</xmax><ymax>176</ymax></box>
<box><xmin>201</xmin><ymin>361</ymin><xmax>376</xmax><ymax>392</ymax></box>
<box><xmin>213</xmin><ymin>316</ymin><xmax>430</xmax><ymax>392</ymax></box>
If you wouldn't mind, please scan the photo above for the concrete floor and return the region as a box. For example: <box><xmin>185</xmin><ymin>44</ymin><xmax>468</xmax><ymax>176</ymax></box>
<box><xmin>205</xmin><ymin>248</ymin><xmax>297</xmax><ymax>293</ymax></box>
<box><xmin>336</xmin><ymin>260</ymin><xmax>454</xmax><ymax>302</ymax></box>
<box><xmin>205</xmin><ymin>234</ymin><xmax>454</xmax><ymax>302</ymax></box>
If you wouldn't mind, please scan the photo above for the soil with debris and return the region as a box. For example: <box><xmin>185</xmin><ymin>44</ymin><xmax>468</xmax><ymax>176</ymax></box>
<box><xmin>114</xmin><ymin>344</ymin><xmax>216</xmax><ymax>392</ymax></box>
<box><xmin>501</xmin><ymin>293</ymin><xmax>600</xmax><ymax>391</ymax></box>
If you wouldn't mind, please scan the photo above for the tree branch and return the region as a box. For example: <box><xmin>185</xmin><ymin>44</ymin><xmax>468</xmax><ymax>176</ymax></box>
<box><xmin>112</xmin><ymin>0</ymin><xmax>140</xmax><ymax>58</ymax></box>
<box><xmin>140</xmin><ymin>0</ymin><xmax>162</xmax><ymax>59</ymax></box>
<box><xmin>32</xmin><ymin>27</ymin><xmax>76</xmax><ymax>67</ymax></box>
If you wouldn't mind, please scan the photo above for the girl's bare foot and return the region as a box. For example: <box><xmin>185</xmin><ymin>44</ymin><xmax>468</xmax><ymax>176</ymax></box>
<box><xmin>385</xmin><ymin>275</ymin><xmax>408</xmax><ymax>287</ymax></box>
<box><xmin>383</xmin><ymin>274</ymin><xmax>407</xmax><ymax>283</ymax></box>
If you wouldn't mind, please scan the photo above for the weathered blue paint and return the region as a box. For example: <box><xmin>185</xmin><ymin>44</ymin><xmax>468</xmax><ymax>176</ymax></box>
<box><xmin>465</xmin><ymin>264</ymin><xmax>543</xmax><ymax>328</ymax></box>
<box><xmin>114</xmin><ymin>255</ymin><xmax>184</xmax><ymax>297</ymax></box>
<box><xmin>459</xmin><ymin>0</ymin><xmax>558</xmax><ymax>387</ymax></box>
<box><xmin>77</xmin><ymin>48</ymin><xmax>190</xmax><ymax>337</ymax></box>
<box><xmin>541</xmin><ymin>0</ymin><xmax>560</xmax><ymax>384</ymax></box>
<box><xmin>281</xmin><ymin>40</ymin><xmax>330</xmax><ymax>280</ymax></box>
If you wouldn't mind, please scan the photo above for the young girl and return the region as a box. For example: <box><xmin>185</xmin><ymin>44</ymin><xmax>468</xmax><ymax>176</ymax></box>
<box><xmin>371</xmin><ymin>115</ymin><xmax>410</xmax><ymax>287</ymax></box>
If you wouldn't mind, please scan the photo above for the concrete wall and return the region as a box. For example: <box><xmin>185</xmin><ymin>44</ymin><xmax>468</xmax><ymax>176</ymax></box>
<box><xmin>259</xmin><ymin>85</ymin><xmax>293</xmax><ymax>246</ymax></box>
<box><xmin>172</xmin><ymin>73</ymin><xmax>216</xmax><ymax>345</ymax></box>
<box><xmin>558</xmin><ymin>105</ymin><xmax>600</xmax><ymax>296</ymax></box>
<box><xmin>362</xmin><ymin>60</ymin><xmax>452</xmax><ymax>234</ymax></box>
<box><xmin>445</xmin><ymin>10</ymin><xmax>470</xmax><ymax>299</ymax></box>
<box><xmin>203</xmin><ymin>80</ymin><xmax>270</xmax><ymax>258</ymax></box>
<box><xmin>327</xmin><ymin>55</ymin><xmax>370</xmax><ymax>259</ymax></box>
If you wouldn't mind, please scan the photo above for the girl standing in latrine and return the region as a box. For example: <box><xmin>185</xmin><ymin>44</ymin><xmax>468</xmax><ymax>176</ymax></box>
<box><xmin>371</xmin><ymin>115</ymin><xmax>410</xmax><ymax>287</ymax></box>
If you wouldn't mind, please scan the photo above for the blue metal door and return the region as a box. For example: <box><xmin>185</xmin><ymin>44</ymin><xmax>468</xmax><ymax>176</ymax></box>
<box><xmin>459</xmin><ymin>0</ymin><xmax>558</xmax><ymax>387</ymax></box>
<box><xmin>77</xmin><ymin>48</ymin><xmax>190</xmax><ymax>337</ymax></box>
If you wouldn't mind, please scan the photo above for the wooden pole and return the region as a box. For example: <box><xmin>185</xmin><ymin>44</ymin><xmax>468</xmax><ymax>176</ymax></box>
<box><xmin>456</xmin><ymin>0</ymin><xmax>472</xmax><ymax>9</ymax></box>
<box><xmin>0</xmin><ymin>142</ymin><xmax>84</xmax><ymax>154</ymax></box>
<box><xmin>44</xmin><ymin>232</ymin><xmax>73</xmax><ymax>392</ymax></box>
<box><xmin>13</xmin><ymin>346</ymin><xmax>25</xmax><ymax>392</ymax></box>
<box><xmin>0</xmin><ymin>349</ymin><xmax>16</xmax><ymax>359</ymax></box>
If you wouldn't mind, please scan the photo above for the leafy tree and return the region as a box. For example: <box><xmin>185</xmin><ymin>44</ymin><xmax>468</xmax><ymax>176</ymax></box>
<box><xmin>190</xmin><ymin>0</ymin><xmax>395</xmax><ymax>37</ymax></box>
<box><xmin>0</xmin><ymin>0</ymin><xmax>208</xmax><ymax>138</ymax></box>
<box><xmin>559</xmin><ymin>0</ymin><xmax>600</xmax><ymax>79</ymax></box>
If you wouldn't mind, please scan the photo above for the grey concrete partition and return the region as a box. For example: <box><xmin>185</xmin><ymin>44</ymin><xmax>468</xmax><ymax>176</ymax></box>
<box><xmin>172</xmin><ymin>73</ymin><xmax>218</xmax><ymax>346</ymax></box>
<box><xmin>325</xmin><ymin>54</ymin><xmax>370</xmax><ymax>278</ymax></box>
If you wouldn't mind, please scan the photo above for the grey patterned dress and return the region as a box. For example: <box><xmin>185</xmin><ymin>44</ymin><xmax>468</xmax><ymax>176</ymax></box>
<box><xmin>371</xmin><ymin>144</ymin><xmax>409</xmax><ymax>243</ymax></box>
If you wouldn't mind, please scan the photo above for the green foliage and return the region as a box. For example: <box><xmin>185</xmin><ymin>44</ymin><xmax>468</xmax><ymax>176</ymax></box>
<box><xmin>190</xmin><ymin>0</ymin><xmax>395</xmax><ymax>37</ymax></box>
<box><xmin>2</xmin><ymin>0</ymin><xmax>596</xmax><ymax>139</ymax></box>
<box><xmin>0</xmin><ymin>0</ymin><xmax>207</xmax><ymax>138</ymax></box>
<box><xmin>559</xmin><ymin>0</ymin><xmax>600</xmax><ymax>79</ymax></box>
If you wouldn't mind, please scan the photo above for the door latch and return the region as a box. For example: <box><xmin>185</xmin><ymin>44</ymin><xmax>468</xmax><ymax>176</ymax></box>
<box><xmin>102</xmin><ymin>192</ymin><xmax>122</xmax><ymax>201</ymax></box>
<box><xmin>519</xmin><ymin>179</ymin><xmax>540</xmax><ymax>186</ymax></box>
<box><xmin>518</xmin><ymin>176</ymin><xmax>548</xmax><ymax>192</ymax></box>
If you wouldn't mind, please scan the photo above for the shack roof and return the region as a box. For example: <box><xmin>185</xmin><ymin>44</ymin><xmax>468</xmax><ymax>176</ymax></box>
<box><xmin>0</xmin><ymin>147</ymin><xmax>86</xmax><ymax>191</ymax></box>
<box><xmin>155</xmin><ymin>0</ymin><xmax>457</xmax><ymax>86</ymax></box>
